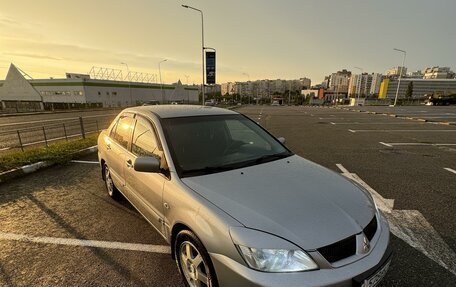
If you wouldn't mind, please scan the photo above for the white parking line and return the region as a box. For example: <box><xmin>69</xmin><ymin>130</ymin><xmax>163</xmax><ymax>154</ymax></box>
<box><xmin>70</xmin><ymin>160</ymin><xmax>100</xmax><ymax>164</ymax></box>
<box><xmin>379</xmin><ymin>142</ymin><xmax>456</xmax><ymax>147</ymax></box>
<box><xmin>0</xmin><ymin>231</ymin><xmax>171</xmax><ymax>254</ymax></box>
<box><xmin>444</xmin><ymin>168</ymin><xmax>456</xmax><ymax>175</ymax></box>
<box><xmin>379</xmin><ymin>142</ymin><xmax>393</xmax><ymax>147</ymax></box>
<box><xmin>335</xmin><ymin>164</ymin><xmax>456</xmax><ymax>276</ymax></box>
<box><xmin>349</xmin><ymin>129</ymin><xmax>456</xmax><ymax>133</ymax></box>
<box><xmin>331</xmin><ymin>122</ymin><xmax>423</xmax><ymax>125</ymax></box>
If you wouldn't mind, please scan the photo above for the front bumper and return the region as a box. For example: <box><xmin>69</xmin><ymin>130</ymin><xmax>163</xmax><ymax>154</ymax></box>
<box><xmin>211</xmin><ymin>215</ymin><xmax>391</xmax><ymax>287</ymax></box>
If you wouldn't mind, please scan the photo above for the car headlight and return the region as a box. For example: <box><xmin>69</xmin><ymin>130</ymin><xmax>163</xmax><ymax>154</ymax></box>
<box><xmin>237</xmin><ymin>245</ymin><xmax>318</xmax><ymax>272</ymax></box>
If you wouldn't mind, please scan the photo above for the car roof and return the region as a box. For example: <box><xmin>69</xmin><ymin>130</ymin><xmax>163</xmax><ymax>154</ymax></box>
<box><xmin>124</xmin><ymin>104</ymin><xmax>238</xmax><ymax>119</ymax></box>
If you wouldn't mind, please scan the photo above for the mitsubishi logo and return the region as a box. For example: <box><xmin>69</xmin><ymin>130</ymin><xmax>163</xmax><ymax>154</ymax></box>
<box><xmin>363</xmin><ymin>236</ymin><xmax>371</xmax><ymax>253</ymax></box>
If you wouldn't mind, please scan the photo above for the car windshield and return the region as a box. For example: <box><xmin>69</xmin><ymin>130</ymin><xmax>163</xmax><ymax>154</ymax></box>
<box><xmin>161</xmin><ymin>114</ymin><xmax>292</xmax><ymax>177</ymax></box>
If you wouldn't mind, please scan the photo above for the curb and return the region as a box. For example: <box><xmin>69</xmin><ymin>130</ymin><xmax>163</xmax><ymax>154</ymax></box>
<box><xmin>343</xmin><ymin>109</ymin><xmax>455</xmax><ymax>126</ymax></box>
<box><xmin>0</xmin><ymin>145</ymin><xmax>98</xmax><ymax>184</ymax></box>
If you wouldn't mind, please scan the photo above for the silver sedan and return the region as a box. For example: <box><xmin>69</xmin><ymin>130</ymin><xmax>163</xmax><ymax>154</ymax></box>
<box><xmin>98</xmin><ymin>105</ymin><xmax>391</xmax><ymax>287</ymax></box>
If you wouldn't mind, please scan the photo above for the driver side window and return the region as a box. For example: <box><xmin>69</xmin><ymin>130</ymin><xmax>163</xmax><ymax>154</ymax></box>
<box><xmin>131</xmin><ymin>117</ymin><xmax>159</xmax><ymax>158</ymax></box>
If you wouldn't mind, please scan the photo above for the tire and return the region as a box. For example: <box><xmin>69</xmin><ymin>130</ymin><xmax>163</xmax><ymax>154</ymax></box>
<box><xmin>175</xmin><ymin>230</ymin><xmax>218</xmax><ymax>287</ymax></box>
<box><xmin>104</xmin><ymin>164</ymin><xmax>121</xmax><ymax>200</ymax></box>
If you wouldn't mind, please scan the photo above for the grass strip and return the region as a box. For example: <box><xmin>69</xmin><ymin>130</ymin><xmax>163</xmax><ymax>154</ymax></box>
<box><xmin>0</xmin><ymin>135</ymin><xmax>98</xmax><ymax>172</ymax></box>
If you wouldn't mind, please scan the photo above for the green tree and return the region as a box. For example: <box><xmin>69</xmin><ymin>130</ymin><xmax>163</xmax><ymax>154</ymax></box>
<box><xmin>405</xmin><ymin>81</ymin><xmax>413</xmax><ymax>99</ymax></box>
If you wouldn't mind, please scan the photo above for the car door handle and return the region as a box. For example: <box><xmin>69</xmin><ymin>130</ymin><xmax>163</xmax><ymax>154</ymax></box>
<box><xmin>126</xmin><ymin>159</ymin><xmax>133</xmax><ymax>168</ymax></box>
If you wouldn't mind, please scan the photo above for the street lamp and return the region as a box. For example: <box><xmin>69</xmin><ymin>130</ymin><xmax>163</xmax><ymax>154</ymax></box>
<box><xmin>121</xmin><ymin>62</ymin><xmax>132</xmax><ymax>106</ymax></box>
<box><xmin>354</xmin><ymin>66</ymin><xmax>363</xmax><ymax>105</ymax></box>
<box><xmin>393</xmin><ymin>48</ymin><xmax>407</xmax><ymax>107</ymax></box>
<box><xmin>182</xmin><ymin>4</ymin><xmax>205</xmax><ymax>106</ymax></box>
<box><xmin>158</xmin><ymin>59</ymin><xmax>167</xmax><ymax>104</ymax></box>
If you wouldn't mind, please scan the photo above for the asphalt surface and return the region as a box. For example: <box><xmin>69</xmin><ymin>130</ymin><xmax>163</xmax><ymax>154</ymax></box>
<box><xmin>346</xmin><ymin>105</ymin><xmax>456</xmax><ymax>124</ymax></box>
<box><xmin>1</xmin><ymin>105</ymin><xmax>455</xmax><ymax>286</ymax></box>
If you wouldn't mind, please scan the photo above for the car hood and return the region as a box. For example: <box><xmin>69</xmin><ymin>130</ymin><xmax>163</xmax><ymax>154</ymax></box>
<box><xmin>182</xmin><ymin>155</ymin><xmax>375</xmax><ymax>250</ymax></box>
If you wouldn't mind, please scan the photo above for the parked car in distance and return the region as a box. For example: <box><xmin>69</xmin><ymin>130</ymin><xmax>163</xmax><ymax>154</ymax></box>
<box><xmin>271</xmin><ymin>100</ymin><xmax>280</xmax><ymax>106</ymax></box>
<box><xmin>98</xmin><ymin>105</ymin><xmax>391</xmax><ymax>287</ymax></box>
<box><xmin>142</xmin><ymin>100</ymin><xmax>160</xmax><ymax>106</ymax></box>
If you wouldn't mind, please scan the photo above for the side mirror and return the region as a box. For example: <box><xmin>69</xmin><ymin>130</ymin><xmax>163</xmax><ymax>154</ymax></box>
<box><xmin>277</xmin><ymin>137</ymin><xmax>286</xmax><ymax>144</ymax></box>
<box><xmin>134</xmin><ymin>157</ymin><xmax>160</xmax><ymax>173</ymax></box>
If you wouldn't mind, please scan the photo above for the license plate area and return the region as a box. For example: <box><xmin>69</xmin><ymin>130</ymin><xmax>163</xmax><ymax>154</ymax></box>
<box><xmin>361</xmin><ymin>260</ymin><xmax>391</xmax><ymax>287</ymax></box>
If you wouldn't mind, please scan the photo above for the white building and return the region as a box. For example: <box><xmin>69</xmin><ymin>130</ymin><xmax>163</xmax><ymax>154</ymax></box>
<box><xmin>0</xmin><ymin>64</ymin><xmax>199</xmax><ymax>112</ymax></box>
<box><xmin>385</xmin><ymin>66</ymin><xmax>407</xmax><ymax>77</ymax></box>
<box><xmin>369</xmin><ymin>73</ymin><xmax>383</xmax><ymax>96</ymax></box>
<box><xmin>348</xmin><ymin>73</ymin><xmax>374</xmax><ymax>98</ymax></box>
<box><xmin>423</xmin><ymin>66</ymin><xmax>455</xmax><ymax>79</ymax></box>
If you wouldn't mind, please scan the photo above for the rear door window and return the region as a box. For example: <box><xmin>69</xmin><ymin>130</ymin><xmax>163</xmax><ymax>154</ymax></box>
<box><xmin>111</xmin><ymin>116</ymin><xmax>134</xmax><ymax>149</ymax></box>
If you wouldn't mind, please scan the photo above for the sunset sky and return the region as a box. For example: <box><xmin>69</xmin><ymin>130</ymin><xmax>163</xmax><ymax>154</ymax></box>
<box><xmin>0</xmin><ymin>0</ymin><xmax>455</xmax><ymax>85</ymax></box>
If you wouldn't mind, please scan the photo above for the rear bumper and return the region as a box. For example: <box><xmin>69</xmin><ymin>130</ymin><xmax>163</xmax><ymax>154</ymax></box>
<box><xmin>210</xmin><ymin>214</ymin><xmax>391</xmax><ymax>287</ymax></box>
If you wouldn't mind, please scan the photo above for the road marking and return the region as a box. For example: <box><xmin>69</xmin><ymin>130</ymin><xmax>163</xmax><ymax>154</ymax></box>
<box><xmin>348</xmin><ymin>129</ymin><xmax>456</xmax><ymax>133</ymax></box>
<box><xmin>335</xmin><ymin>163</ymin><xmax>350</xmax><ymax>174</ymax></box>
<box><xmin>0</xmin><ymin>231</ymin><xmax>171</xmax><ymax>254</ymax></box>
<box><xmin>0</xmin><ymin>113</ymin><xmax>118</xmax><ymax>128</ymax></box>
<box><xmin>379</xmin><ymin>142</ymin><xmax>456</xmax><ymax>147</ymax></box>
<box><xmin>379</xmin><ymin>142</ymin><xmax>393</xmax><ymax>147</ymax></box>
<box><xmin>444</xmin><ymin>168</ymin><xmax>456</xmax><ymax>175</ymax></box>
<box><xmin>70</xmin><ymin>160</ymin><xmax>100</xmax><ymax>164</ymax></box>
<box><xmin>330</xmin><ymin>122</ymin><xmax>423</xmax><ymax>125</ymax></box>
<box><xmin>330</xmin><ymin>122</ymin><xmax>336</xmax><ymax>125</ymax></box>
<box><xmin>336</xmin><ymin>164</ymin><xmax>456</xmax><ymax>276</ymax></box>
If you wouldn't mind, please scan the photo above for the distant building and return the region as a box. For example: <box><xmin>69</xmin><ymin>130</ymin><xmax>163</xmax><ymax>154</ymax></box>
<box><xmin>378</xmin><ymin>78</ymin><xmax>456</xmax><ymax>99</ymax></box>
<box><xmin>348</xmin><ymin>73</ymin><xmax>378</xmax><ymax>98</ymax></box>
<box><xmin>221</xmin><ymin>77</ymin><xmax>312</xmax><ymax>98</ymax></box>
<box><xmin>0</xmin><ymin>64</ymin><xmax>199</xmax><ymax>111</ymax></box>
<box><xmin>423</xmin><ymin>66</ymin><xmax>455</xmax><ymax>79</ymax></box>
<box><xmin>328</xmin><ymin>69</ymin><xmax>351</xmax><ymax>93</ymax></box>
<box><xmin>385</xmin><ymin>66</ymin><xmax>407</xmax><ymax>77</ymax></box>
<box><xmin>299</xmin><ymin>77</ymin><xmax>311</xmax><ymax>89</ymax></box>
<box><xmin>370</xmin><ymin>73</ymin><xmax>384</xmax><ymax>96</ymax></box>
<box><xmin>407</xmin><ymin>70</ymin><xmax>424</xmax><ymax>79</ymax></box>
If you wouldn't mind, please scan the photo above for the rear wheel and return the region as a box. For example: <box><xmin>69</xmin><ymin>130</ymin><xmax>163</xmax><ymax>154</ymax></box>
<box><xmin>175</xmin><ymin>230</ymin><xmax>218</xmax><ymax>287</ymax></box>
<box><xmin>104</xmin><ymin>164</ymin><xmax>121</xmax><ymax>200</ymax></box>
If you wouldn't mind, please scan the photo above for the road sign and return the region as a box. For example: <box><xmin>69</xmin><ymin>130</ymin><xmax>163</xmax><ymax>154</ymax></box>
<box><xmin>206</xmin><ymin>51</ymin><xmax>216</xmax><ymax>85</ymax></box>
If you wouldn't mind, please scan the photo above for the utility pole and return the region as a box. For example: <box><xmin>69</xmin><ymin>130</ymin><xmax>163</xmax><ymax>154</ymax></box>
<box><xmin>158</xmin><ymin>59</ymin><xmax>167</xmax><ymax>104</ymax></box>
<box><xmin>393</xmin><ymin>48</ymin><xmax>407</xmax><ymax>107</ymax></box>
<box><xmin>121</xmin><ymin>62</ymin><xmax>132</xmax><ymax>106</ymax></box>
<box><xmin>182</xmin><ymin>5</ymin><xmax>205</xmax><ymax>105</ymax></box>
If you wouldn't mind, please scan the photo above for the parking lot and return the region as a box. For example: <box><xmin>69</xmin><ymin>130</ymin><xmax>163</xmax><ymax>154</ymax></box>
<box><xmin>1</xmin><ymin>105</ymin><xmax>455</xmax><ymax>286</ymax></box>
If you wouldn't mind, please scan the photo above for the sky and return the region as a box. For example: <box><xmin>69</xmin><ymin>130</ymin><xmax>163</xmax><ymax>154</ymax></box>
<box><xmin>0</xmin><ymin>0</ymin><xmax>455</xmax><ymax>85</ymax></box>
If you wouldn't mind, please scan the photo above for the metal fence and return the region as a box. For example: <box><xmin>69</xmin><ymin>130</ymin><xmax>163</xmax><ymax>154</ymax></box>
<box><xmin>0</xmin><ymin>116</ymin><xmax>115</xmax><ymax>152</ymax></box>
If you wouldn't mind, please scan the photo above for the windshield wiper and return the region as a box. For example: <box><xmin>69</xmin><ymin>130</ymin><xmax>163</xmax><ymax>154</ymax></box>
<box><xmin>182</xmin><ymin>165</ymin><xmax>234</xmax><ymax>176</ymax></box>
<box><xmin>254</xmin><ymin>152</ymin><xmax>291</xmax><ymax>164</ymax></box>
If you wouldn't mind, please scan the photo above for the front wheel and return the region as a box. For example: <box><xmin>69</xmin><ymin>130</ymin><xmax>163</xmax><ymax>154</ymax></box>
<box><xmin>175</xmin><ymin>230</ymin><xmax>218</xmax><ymax>287</ymax></box>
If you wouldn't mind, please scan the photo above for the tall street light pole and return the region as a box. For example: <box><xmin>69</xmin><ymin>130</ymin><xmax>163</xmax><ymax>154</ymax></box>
<box><xmin>354</xmin><ymin>66</ymin><xmax>363</xmax><ymax>106</ymax></box>
<box><xmin>121</xmin><ymin>62</ymin><xmax>132</xmax><ymax>106</ymax></box>
<box><xmin>182</xmin><ymin>4</ymin><xmax>205</xmax><ymax>106</ymax></box>
<box><xmin>393</xmin><ymin>48</ymin><xmax>407</xmax><ymax>107</ymax></box>
<box><xmin>158</xmin><ymin>59</ymin><xmax>167</xmax><ymax>104</ymax></box>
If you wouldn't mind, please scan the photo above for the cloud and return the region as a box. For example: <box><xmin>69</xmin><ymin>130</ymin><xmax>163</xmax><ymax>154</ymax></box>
<box><xmin>3</xmin><ymin>52</ymin><xmax>63</xmax><ymax>61</ymax></box>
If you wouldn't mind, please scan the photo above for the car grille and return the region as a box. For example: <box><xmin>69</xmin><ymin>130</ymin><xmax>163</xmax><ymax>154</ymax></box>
<box><xmin>317</xmin><ymin>215</ymin><xmax>377</xmax><ymax>264</ymax></box>
<box><xmin>363</xmin><ymin>215</ymin><xmax>378</xmax><ymax>241</ymax></box>
<box><xmin>317</xmin><ymin>235</ymin><xmax>357</xmax><ymax>263</ymax></box>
